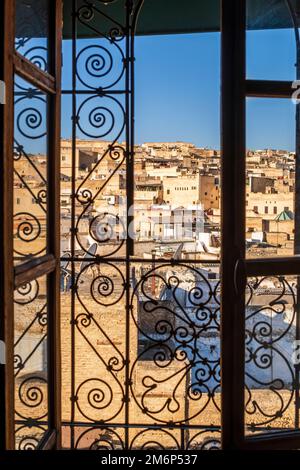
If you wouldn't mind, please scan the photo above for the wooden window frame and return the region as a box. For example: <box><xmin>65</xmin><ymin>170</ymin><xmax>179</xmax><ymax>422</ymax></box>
<box><xmin>221</xmin><ymin>0</ymin><xmax>300</xmax><ymax>450</ymax></box>
<box><xmin>0</xmin><ymin>0</ymin><xmax>62</xmax><ymax>450</ymax></box>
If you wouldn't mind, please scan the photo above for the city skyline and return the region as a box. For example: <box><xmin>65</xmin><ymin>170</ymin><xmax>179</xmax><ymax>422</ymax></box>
<box><xmin>59</xmin><ymin>28</ymin><xmax>298</xmax><ymax>152</ymax></box>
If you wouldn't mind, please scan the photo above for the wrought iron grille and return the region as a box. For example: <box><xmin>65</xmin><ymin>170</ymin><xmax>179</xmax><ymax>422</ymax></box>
<box><xmin>14</xmin><ymin>277</ymin><xmax>49</xmax><ymax>449</ymax></box>
<box><xmin>13</xmin><ymin>75</ymin><xmax>50</xmax><ymax>448</ymax></box>
<box><xmin>59</xmin><ymin>0</ymin><xmax>223</xmax><ymax>450</ymax></box>
<box><xmin>245</xmin><ymin>275</ymin><xmax>300</xmax><ymax>433</ymax></box>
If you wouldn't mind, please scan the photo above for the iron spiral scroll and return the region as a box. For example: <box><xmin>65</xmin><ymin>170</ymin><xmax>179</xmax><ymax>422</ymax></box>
<box><xmin>245</xmin><ymin>275</ymin><xmax>297</xmax><ymax>432</ymax></box>
<box><xmin>69</xmin><ymin>260</ymin><xmax>221</xmax><ymax>449</ymax></box>
<box><xmin>13</xmin><ymin>77</ymin><xmax>48</xmax><ymax>260</ymax></box>
<box><xmin>14</xmin><ymin>278</ymin><xmax>48</xmax><ymax>450</ymax></box>
<box><xmin>13</xmin><ymin>69</ymin><xmax>49</xmax><ymax>448</ymax></box>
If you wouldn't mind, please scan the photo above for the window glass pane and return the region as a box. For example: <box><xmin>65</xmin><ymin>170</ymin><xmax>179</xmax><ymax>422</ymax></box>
<box><xmin>14</xmin><ymin>76</ymin><xmax>48</xmax><ymax>263</ymax></box>
<box><xmin>131</xmin><ymin>261</ymin><xmax>221</xmax><ymax>449</ymax></box>
<box><xmin>134</xmin><ymin>32</ymin><xmax>221</xmax><ymax>260</ymax></box>
<box><xmin>245</xmin><ymin>274</ymin><xmax>298</xmax><ymax>436</ymax></box>
<box><xmin>246</xmin><ymin>0</ymin><xmax>297</xmax><ymax>80</ymax></box>
<box><xmin>15</xmin><ymin>0</ymin><xmax>50</xmax><ymax>72</ymax></box>
<box><xmin>14</xmin><ymin>275</ymin><xmax>49</xmax><ymax>449</ymax></box>
<box><xmin>245</xmin><ymin>97</ymin><xmax>300</xmax><ymax>437</ymax></box>
<box><xmin>246</xmin><ymin>98</ymin><xmax>296</xmax><ymax>259</ymax></box>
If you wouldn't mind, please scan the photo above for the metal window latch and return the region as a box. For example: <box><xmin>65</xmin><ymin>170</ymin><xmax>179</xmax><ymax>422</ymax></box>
<box><xmin>234</xmin><ymin>258</ymin><xmax>247</xmax><ymax>297</ymax></box>
<box><xmin>0</xmin><ymin>80</ymin><xmax>5</xmax><ymax>105</ymax></box>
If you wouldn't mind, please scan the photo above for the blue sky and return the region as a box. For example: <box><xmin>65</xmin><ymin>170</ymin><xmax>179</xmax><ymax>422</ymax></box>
<box><xmin>60</xmin><ymin>28</ymin><xmax>298</xmax><ymax>151</ymax></box>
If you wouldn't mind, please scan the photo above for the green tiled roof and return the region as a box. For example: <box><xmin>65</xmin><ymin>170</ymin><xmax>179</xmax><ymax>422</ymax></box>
<box><xmin>274</xmin><ymin>210</ymin><xmax>294</xmax><ymax>221</ymax></box>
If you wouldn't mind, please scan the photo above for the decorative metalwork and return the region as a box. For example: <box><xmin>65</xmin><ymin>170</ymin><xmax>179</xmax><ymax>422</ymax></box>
<box><xmin>14</xmin><ymin>277</ymin><xmax>49</xmax><ymax>450</ymax></box>
<box><xmin>13</xmin><ymin>78</ymin><xmax>48</xmax><ymax>261</ymax></box>
<box><xmin>13</xmin><ymin>72</ymin><xmax>49</xmax><ymax>449</ymax></box>
<box><xmin>72</xmin><ymin>0</ymin><xmax>128</xmax><ymax>258</ymax></box>
<box><xmin>15</xmin><ymin>0</ymin><xmax>49</xmax><ymax>72</ymax></box>
<box><xmin>75</xmin><ymin>44</ymin><xmax>125</xmax><ymax>90</ymax></box>
<box><xmin>75</xmin><ymin>427</ymin><xmax>125</xmax><ymax>450</ymax></box>
<box><xmin>62</xmin><ymin>256</ymin><xmax>221</xmax><ymax>448</ymax></box>
<box><xmin>61</xmin><ymin>0</ymin><xmax>221</xmax><ymax>450</ymax></box>
<box><xmin>187</xmin><ymin>430</ymin><xmax>221</xmax><ymax>450</ymax></box>
<box><xmin>130</xmin><ymin>264</ymin><xmax>220</xmax><ymax>426</ymax></box>
<box><xmin>245</xmin><ymin>275</ymin><xmax>298</xmax><ymax>433</ymax></box>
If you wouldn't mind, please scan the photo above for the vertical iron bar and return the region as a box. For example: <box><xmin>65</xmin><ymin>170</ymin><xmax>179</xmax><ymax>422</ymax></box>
<box><xmin>180</xmin><ymin>427</ymin><xmax>185</xmax><ymax>450</ymax></box>
<box><xmin>129</xmin><ymin>0</ymin><xmax>144</xmax><ymax>257</ymax></box>
<box><xmin>70</xmin><ymin>0</ymin><xmax>77</xmax><ymax>450</ymax></box>
<box><xmin>126</xmin><ymin>0</ymin><xmax>144</xmax><ymax>449</ymax></box>
<box><xmin>47</xmin><ymin>0</ymin><xmax>62</xmax><ymax>449</ymax></box>
<box><xmin>124</xmin><ymin>0</ymin><xmax>132</xmax><ymax>451</ymax></box>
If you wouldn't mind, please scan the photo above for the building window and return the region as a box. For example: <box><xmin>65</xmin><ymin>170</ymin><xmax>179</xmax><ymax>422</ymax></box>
<box><xmin>274</xmin><ymin>207</ymin><xmax>277</xmax><ymax>214</ymax></box>
<box><xmin>264</xmin><ymin>206</ymin><xmax>268</xmax><ymax>214</ymax></box>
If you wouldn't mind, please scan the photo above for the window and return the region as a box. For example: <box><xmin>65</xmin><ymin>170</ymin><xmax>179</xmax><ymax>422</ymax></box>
<box><xmin>1</xmin><ymin>0</ymin><xmax>62</xmax><ymax>451</ymax></box>
<box><xmin>241</xmin><ymin>0</ymin><xmax>300</xmax><ymax>449</ymax></box>
<box><xmin>2</xmin><ymin>0</ymin><xmax>300</xmax><ymax>454</ymax></box>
